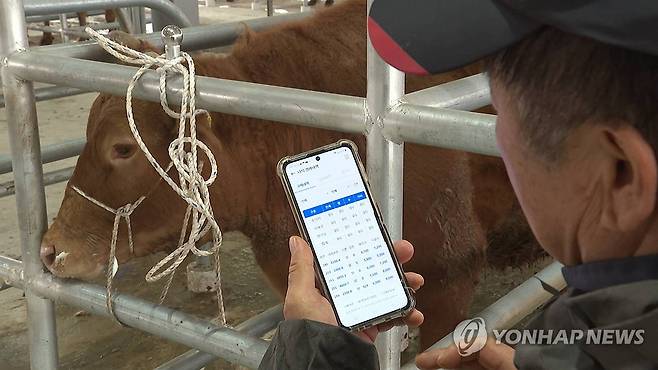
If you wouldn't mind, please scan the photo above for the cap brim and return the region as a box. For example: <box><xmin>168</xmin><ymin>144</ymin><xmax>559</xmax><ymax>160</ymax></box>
<box><xmin>368</xmin><ymin>0</ymin><xmax>540</xmax><ymax>75</ymax></box>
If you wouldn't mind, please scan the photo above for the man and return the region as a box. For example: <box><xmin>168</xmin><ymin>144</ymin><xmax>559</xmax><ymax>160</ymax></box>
<box><xmin>260</xmin><ymin>1</ymin><xmax>658</xmax><ymax>369</ymax></box>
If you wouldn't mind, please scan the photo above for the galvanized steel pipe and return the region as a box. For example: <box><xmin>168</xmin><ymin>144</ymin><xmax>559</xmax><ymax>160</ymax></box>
<box><xmin>0</xmin><ymin>138</ymin><xmax>85</xmax><ymax>174</ymax></box>
<box><xmin>384</xmin><ymin>103</ymin><xmax>499</xmax><ymax>156</ymax></box>
<box><xmin>0</xmin><ymin>1</ymin><xmax>59</xmax><ymax>368</ymax></box>
<box><xmin>23</xmin><ymin>0</ymin><xmax>192</xmax><ymax>28</ymax></box>
<box><xmin>7</xmin><ymin>52</ymin><xmax>367</xmax><ymax>134</ymax></box>
<box><xmin>0</xmin><ymin>255</ymin><xmax>270</xmax><ymax>369</ymax></box>
<box><xmin>26</xmin><ymin>22</ymin><xmax>121</xmax><ymax>39</ymax></box>
<box><xmin>366</xmin><ymin>0</ymin><xmax>406</xmax><ymax>367</ymax></box>
<box><xmin>0</xmin><ymin>166</ymin><xmax>75</xmax><ymax>198</ymax></box>
<box><xmin>155</xmin><ymin>305</ymin><xmax>283</xmax><ymax>370</ymax></box>
<box><xmin>401</xmin><ymin>261</ymin><xmax>566</xmax><ymax>370</ymax></box>
<box><xmin>0</xmin><ymin>86</ymin><xmax>88</xmax><ymax>109</ymax></box>
<box><xmin>7</xmin><ymin>55</ymin><xmax>498</xmax><ymax>155</ymax></box>
<box><xmin>26</xmin><ymin>9</ymin><xmax>104</xmax><ymax>23</ymax></box>
<box><xmin>403</xmin><ymin>73</ymin><xmax>491</xmax><ymax>111</ymax></box>
<box><xmin>35</xmin><ymin>13</ymin><xmax>309</xmax><ymax>60</ymax></box>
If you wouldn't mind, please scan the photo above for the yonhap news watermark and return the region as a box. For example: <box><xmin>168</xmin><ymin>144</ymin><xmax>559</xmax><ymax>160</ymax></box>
<box><xmin>453</xmin><ymin>317</ymin><xmax>645</xmax><ymax>356</ymax></box>
<box><xmin>493</xmin><ymin>328</ymin><xmax>645</xmax><ymax>345</ymax></box>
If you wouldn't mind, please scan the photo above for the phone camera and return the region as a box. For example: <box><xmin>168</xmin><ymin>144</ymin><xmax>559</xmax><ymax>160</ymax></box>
<box><xmin>315</xmin><ymin>156</ymin><xmax>321</xmax><ymax>161</ymax></box>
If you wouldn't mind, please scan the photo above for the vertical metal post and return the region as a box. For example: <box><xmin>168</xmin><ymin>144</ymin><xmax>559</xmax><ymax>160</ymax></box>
<box><xmin>0</xmin><ymin>1</ymin><xmax>59</xmax><ymax>369</ymax></box>
<box><xmin>152</xmin><ymin>0</ymin><xmax>199</xmax><ymax>32</ymax></box>
<box><xmin>267</xmin><ymin>0</ymin><xmax>274</xmax><ymax>17</ymax></box>
<box><xmin>116</xmin><ymin>8</ymin><xmax>137</xmax><ymax>34</ymax></box>
<box><xmin>59</xmin><ymin>13</ymin><xmax>69</xmax><ymax>42</ymax></box>
<box><xmin>129</xmin><ymin>7</ymin><xmax>147</xmax><ymax>34</ymax></box>
<box><xmin>366</xmin><ymin>1</ymin><xmax>405</xmax><ymax>369</ymax></box>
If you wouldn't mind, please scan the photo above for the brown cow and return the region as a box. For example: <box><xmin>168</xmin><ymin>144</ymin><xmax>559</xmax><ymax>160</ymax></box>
<box><xmin>40</xmin><ymin>0</ymin><xmax>532</xmax><ymax>348</ymax></box>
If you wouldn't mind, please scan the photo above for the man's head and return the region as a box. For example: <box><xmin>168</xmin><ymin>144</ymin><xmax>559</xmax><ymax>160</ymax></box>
<box><xmin>488</xmin><ymin>27</ymin><xmax>658</xmax><ymax>264</ymax></box>
<box><xmin>369</xmin><ymin>1</ymin><xmax>658</xmax><ymax>264</ymax></box>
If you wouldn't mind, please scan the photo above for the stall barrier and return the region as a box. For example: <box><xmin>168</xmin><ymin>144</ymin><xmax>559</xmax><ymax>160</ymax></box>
<box><xmin>23</xmin><ymin>0</ymin><xmax>192</xmax><ymax>28</ymax></box>
<box><xmin>0</xmin><ymin>0</ymin><xmax>566</xmax><ymax>369</ymax></box>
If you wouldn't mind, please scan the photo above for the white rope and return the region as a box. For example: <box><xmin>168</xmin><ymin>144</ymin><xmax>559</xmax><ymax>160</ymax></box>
<box><xmin>71</xmin><ymin>185</ymin><xmax>143</xmax><ymax>323</ymax></box>
<box><xmin>80</xmin><ymin>27</ymin><xmax>227</xmax><ymax>325</ymax></box>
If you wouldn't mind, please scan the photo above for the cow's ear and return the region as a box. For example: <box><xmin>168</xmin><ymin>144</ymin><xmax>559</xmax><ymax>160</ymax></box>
<box><xmin>108</xmin><ymin>31</ymin><xmax>162</xmax><ymax>56</ymax></box>
<box><xmin>86</xmin><ymin>93</ymin><xmax>111</xmax><ymax>140</ymax></box>
<box><xmin>194</xmin><ymin>113</ymin><xmax>219</xmax><ymax>146</ymax></box>
<box><xmin>234</xmin><ymin>24</ymin><xmax>256</xmax><ymax>49</ymax></box>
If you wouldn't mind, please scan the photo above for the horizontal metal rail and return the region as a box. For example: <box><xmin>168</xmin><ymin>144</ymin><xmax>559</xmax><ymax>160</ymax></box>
<box><xmin>27</xmin><ymin>21</ymin><xmax>121</xmax><ymax>38</ymax></box>
<box><xmin>26</xmin><ymin>9</ymin><xmax>105</xmax><ymax>23</ymax></box>
<box><xmin>0</xmin><ymin>166</ymin><xmax>74</xmax><ymax>198</ymax></box>
<box><xmin>35</xmin><ymin>13</ymin><xmax>309</xmax><ymax>60</ymax></box>
<box><xmin>8</xmin><ymin>52</ymin><xmax>367</xmax><ymax>133</ymax></box>
<box><xmin>23</xmin><ymin>0</ymin><xmax>192</xmax><ymax>28</ymax></box>
<box><xmin>0</xmin><ymin>256</ymin><xmax>565</xmax><ymax>370</ymax></box>
<box><xmin>0</xmin><ymin>138</ymin><xmax>85</xmax><ymax>174</ymax></box>
<box><xmin>403</xmin><ymin>73</ymin><xmax>490</xmax><ymax>111</ymax></box>
<box><xmin>0</xmin><ymin>255</ymin><xmax>269</xmax><ymax>369</ymax></box>
<box><xmin>0</xmin><ymin>86</ymin><xmax>88</xmax><ymax>109</ymax></box>
<box><xmin>384</xmin><ymin>103</ymin><xmax>498</xmax><ymax>156</ymax></box>
<box><xmin>6</xmin><ymin>52</ymin><xmax>498</xmax><ymax>154</ymax></box>
<box><xmin>155</xmin><ymin>305</ymin><xmax>283</xmax><ymax>370</ymax></box>
<box><xmin>401</xmin><ymin>261</ymin><xmax>567</xmax><ymax>370</ymax></box>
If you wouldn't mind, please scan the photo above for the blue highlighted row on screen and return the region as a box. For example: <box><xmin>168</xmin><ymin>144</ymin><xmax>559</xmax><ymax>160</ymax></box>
<box><xmin>303</xmin><ymin>191</ymin><xmax>366</xmax><ymax>218</ymax></box>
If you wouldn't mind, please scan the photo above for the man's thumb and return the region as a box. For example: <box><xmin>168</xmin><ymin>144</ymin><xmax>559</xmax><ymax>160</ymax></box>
<box><xmin>287</xmin><ymin>236</ymin><xmax>316</xmax><ymax>291</ymax></box>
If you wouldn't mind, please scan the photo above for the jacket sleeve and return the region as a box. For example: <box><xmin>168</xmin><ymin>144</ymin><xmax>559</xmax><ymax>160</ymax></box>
<box><xmin>258</xmin><ymin>319</ymin><xmax>380</xmax><ymax>370</ymax></box>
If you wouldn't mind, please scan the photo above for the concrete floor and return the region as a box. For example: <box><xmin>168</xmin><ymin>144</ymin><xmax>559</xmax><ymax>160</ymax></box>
<box><xmin>0</xmin><ymin>2</ymin><xmax>546</xmax><ymax>369</ymax></box>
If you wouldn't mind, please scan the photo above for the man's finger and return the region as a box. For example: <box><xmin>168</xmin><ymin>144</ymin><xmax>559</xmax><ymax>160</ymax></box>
<box><xmin>416</xmin><ymin>343</ymin><xmax>517</xmax><ymax>370</ymax></box>
<box><xmin>403</xmin><ymin>309</ymin><xmax>424</xmax><ymax>328</ymax></box>
<box><xmin>393</xmin><ymin>240</ymin><xmax>414</xmax><ymax>263</ymax></box>
<box><xmin>477</xmin><ymin>342</ymin><xmax>516</xmax><ymax>370</ymax></box>
<box><xmin>287</xmin><ymin>236</ymin><xmax>317</xmax><ymax>292</ymax></box>
<box><xmin>376</xmin><ymin>308</ymin><xmax>424</xmax><ymax>332</ymax></box>
<box><xmin>405</xmin><ymin>272</ymin><xmax>424</xmax><ymax>291</ymax></box>
<box><xmin>416</xmin><ymin>346</ymin><xmax>465</xmax><ymax>370</ymax></box>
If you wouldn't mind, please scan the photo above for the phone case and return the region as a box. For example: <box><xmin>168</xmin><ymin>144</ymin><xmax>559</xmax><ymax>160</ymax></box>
<box><xmin>277</xmin><ymin>139</ymin><xmax>415</xmax><ymax>332</ymax></box>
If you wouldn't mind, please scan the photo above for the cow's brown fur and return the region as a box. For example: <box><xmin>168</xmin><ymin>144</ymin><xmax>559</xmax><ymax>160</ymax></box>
<box><xmin>42</xmin><ymin>0</ymin><xmax>534</xmax><ymax>348</ymax></box>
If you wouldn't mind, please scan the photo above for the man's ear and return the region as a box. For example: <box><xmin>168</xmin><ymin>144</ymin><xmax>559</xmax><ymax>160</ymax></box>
<box><xmin>599</xmin><ymin>125</ymin><xmax>657</xmax><ymax>232</ymax></box>
<box><xmin>108</xmin><ymin>31</ymin><xmax>162</xmax><ymax>55</ymax></box>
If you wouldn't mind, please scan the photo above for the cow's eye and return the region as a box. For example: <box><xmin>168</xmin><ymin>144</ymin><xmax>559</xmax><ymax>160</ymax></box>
<box><xmin>112</xmin><ymin>143</ymin><xmax>137</xmax><ymax>159</ymax></box>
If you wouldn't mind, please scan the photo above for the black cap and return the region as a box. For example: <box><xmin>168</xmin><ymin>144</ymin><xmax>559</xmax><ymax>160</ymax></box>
<box><xmin>368</xmin><ymin>0</ymin><xmax>658</xmax><ymax>75</ymax></box>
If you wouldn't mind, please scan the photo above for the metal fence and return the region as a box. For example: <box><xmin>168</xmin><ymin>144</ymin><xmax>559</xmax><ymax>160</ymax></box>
<box><xmin>0</xmin><ymin>0</ymin><xmax>567</xmax><ymax>369</ymax></box>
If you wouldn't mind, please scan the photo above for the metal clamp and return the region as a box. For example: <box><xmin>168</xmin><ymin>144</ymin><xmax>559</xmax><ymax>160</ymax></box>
<box><xmin>161</xmin><ymin>24</ymin><xmax>183</xmax><ymax>60</ymax></box>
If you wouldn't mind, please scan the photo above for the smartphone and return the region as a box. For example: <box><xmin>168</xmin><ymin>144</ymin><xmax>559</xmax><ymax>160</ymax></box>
<box><xmin>277</xmin><ymin>139</ymin><xmax>414</xmax><ymax>331</ymax></box>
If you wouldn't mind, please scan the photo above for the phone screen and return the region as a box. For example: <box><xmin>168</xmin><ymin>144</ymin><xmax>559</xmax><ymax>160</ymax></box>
<box><xmin>284</xmin><ymin>144</ymin><xmax>409</xmax><ymax>328</ymax></box>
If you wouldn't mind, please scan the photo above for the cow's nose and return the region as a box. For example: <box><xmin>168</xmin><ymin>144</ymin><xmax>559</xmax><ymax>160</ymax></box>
<box><xmin>40</xmin><ymin>243</ymin><xmax>56</xmax><ymax>268</ymax></box>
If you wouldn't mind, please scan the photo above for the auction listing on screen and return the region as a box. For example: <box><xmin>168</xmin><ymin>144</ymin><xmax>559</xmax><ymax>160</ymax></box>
<box><xmin>285</xmin><ymin>146</ymin><xmax>408</xmax><ymax>327</ymax></box>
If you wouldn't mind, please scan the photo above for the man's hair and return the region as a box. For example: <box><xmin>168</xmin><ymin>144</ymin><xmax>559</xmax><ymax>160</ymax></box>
<box><xmin>486</xmin><ymin>27</ymin><xmax>658</xmax><ymax>162</ymax></box>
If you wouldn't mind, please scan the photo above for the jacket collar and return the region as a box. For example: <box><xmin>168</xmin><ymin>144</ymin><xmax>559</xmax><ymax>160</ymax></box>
<box><xmin>562</xmin><ymin>254</ymin><xmax>658</xmax><ymax>292</ymax></box>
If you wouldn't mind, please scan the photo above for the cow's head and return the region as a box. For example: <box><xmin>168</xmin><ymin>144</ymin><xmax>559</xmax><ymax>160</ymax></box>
<box><xmin>40</xmin><ymin>33</ymin><xmax>223</xmax><ymax>279</ymax></box>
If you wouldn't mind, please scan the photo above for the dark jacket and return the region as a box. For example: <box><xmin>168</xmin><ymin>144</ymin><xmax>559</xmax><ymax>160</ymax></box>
<box><xmin>515</xmin><ymin>255</ymin><xmax>658</xmax><ymax>370</ymax></box>
<box><xmin>258</xmin><ymin>319</ymin><xmax>379</xmax><ymax>370</ymax></box>
<box><xmin>259</xmin><ymin>255</ymin><xmax>658</xmax><ymax>370</ymax></box>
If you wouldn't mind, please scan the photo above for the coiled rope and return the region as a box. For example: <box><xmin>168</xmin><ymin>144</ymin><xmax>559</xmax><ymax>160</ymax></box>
<box><xmin>76</xmin><ymin>27</ymin><xmax>227</xmax><ymax>325</ymax></box>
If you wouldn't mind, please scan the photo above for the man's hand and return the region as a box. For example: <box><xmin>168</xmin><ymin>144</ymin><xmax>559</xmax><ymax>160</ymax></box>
<box><xmin>416</xmin><ymin>342</ymin><xmax>517</xmax><ymax>370</ymax></box>
<box><xmin>283</xmin><ymin>236</ymin><xmax>425</xmax><ymax>343</ymax></box>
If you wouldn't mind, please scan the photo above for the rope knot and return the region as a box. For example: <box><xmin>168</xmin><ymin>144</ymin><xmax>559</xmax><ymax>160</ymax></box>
<box><xmin>115</xmin><ymin>201</ymin><xmax>140</xmax><ymax>217</ymax></box>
